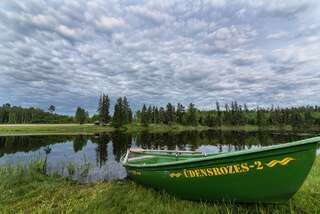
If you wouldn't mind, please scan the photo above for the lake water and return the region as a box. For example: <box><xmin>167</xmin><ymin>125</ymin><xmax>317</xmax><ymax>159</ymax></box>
<box><xmin>0</xmin><ymin>130</ymin><xmax>319</xmax><ymax>182</ymax></box>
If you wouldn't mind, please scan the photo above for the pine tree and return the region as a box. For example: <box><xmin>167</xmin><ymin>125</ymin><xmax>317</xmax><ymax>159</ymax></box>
<box><xmin>216</xmin><ymin>101</ymin><xmax>222</xmax><ymax>127</ymax></box>
<box><xmin>98</xmin><ymin>94</ymin><xmax>110</xmax><ymax>124</ymax></box>
<box><xmin>75</xmin><ymin>107</ymin><xmax>87</xmax><ymax>124</ymax></box>
<box><xmin>147</xmin><ymin>105</ymin><xmax>152</xmax><ymax>123</ymax></box>
<box><xmin>165</xmin><ymin>103</ymin><xmax>175</xmax><ymax>124</ymax></box>
<box><xmin>151</xmin><ymin>106</ymin><xmax>156</xmax><ymax>123</ymax></box>
<box><xmin>176</xmin><ymin>103</ymin><xmax>185</xmax><ymax>124</ymax></box>
<box><xmin>291</xmin><ymin>111</ymin><xmax>303</xmax><ymax>130</ymax></box>
<box><xmin>257</xmin><ymin>107</ymin><xmax>266</xmax><ymax>127</ymax></box>
<box><xmin>186</xmin><ymin>103</ymin><xmax>197</xmax><ymax>126</ymax></box>
<box><xmin>141</xmin><ymin>104</ymin><xmax>148</xmax><ymax>126</ymax></box>
<box><xmin>134</xmin><ymin>110</ymin><xmax>141</xmax><ymax>123</ymax></box>
<box><xmin>127</xmin><ymin>108</ymin><xmax>133</xmax><ymax>124</ymax></box>
<box><xmin>154</xmin><ymin>107</ymin><xmax>159</xmax><ymax>123</ymax></box>
<box><xmin>159</xmin><ymin>107</ymin><xmax>165</xmax><ymax>123</ymax></box>
<box><xmin>123</xmin><ymin>96</ymin><xmax>132</xmax><ymax>124</ymax></box>
<box><xmin>112</xmin><ymin>97</ymin><xmax>124</xmax><ymax>128</ymax></box>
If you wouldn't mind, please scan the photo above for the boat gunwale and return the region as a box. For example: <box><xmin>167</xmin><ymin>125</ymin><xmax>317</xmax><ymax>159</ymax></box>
<box><xmin>121</xmin><ymin>136</ymin><xmax>320</xmax><ymax>168</ymax></box>
<box><xmin>129</xmin><ymin>151</ymin><xmax>206</xmax><ymax>158</ymax></box>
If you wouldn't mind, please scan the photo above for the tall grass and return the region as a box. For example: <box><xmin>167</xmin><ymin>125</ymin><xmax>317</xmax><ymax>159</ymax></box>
<box><xmin>0</xmin><ymin>157</ymin><xmax>319</xmax><ymax>213</ymax></box>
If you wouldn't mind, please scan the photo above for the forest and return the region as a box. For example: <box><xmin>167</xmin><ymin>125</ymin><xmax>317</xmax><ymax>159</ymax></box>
<box><xmin>1</xmin><ymin>94</ymin><xmax>320</xmax><ymax>130</ymax></box>
<box><xmin>135</xmin><ymin>101</ymin><xmax>320</xmax><ymax>130</ymax></box>
<box><xmin>0</xmin><ymin>103</ymin><xmax>73</xmax><ymax>124</ymax></box>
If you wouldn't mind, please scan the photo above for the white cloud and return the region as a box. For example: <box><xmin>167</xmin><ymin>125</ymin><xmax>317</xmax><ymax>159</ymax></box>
<box><xmin>242</xmin><ymin>0</ymin><xmax>314</xmax><ymax>16</ymax></box>
<box><xmin>207</xmin><ymin>0</ymin><xmax>226</xmax><ymax>7</ymax></box>
<box><xmin>31</xmin><ymin>14</ymin><xmax>56</xmax><ymax>28</ymax></box>
<box><xmin>267</xmin><ymin>31</ymin><xmax>288</xmax><ymax>39</ymax></box>
<box><xmin>205</xmin><ymin>25</ymin><xmax>257</xmax><ymax>51</ymax></box>
<box><xmin>127</xmin><ymin>5</ymin><xmax>173</xmax><ymax>25</ymax></box>
<box><xmin>232</xmin><ymin>51</ymin><xmax>263</xmax><ymax>66</ymax></box>
<box><xmin>56</xmin><ymin>25</ymin><xmax>78</xmax><ymax>39</ymax></box>
<box><xmin>96</xmin><ymin>16</ymin><xmax>126</xmax><ymax>32</ymax></box>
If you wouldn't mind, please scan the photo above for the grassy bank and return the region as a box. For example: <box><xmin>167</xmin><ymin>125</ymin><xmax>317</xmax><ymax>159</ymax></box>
<box><xmin>0</xmin><ymin>123</ymin><xmax>213</xmax><ymax>136</ymax></box>
<box><xmin>0</xmin><ymin>124</ymin><xmax>115</xmax><ymax>136</ymax></box>
<box><xmin>124</xmin><ymin>123</ymin><xmax>212</xmax><ymax>133</ymax></box>
<box><xmin>0</xmin><ymin>123</ymin><xmax>319</xmax><ymax>136</ymax></box>
<box><xmin>0</xmin><ymin>157</ymin><xmax>319</xmax><ymax>213</ymax></box>
<box><xmin>213</xmin><ymin>125</ymin><xmax>290</xmax><ymax>132</ymax></box>
<box><xmin>212</xmin><ymin>125</ymin><xmax>320</xmax><ymax>133</ymax></box>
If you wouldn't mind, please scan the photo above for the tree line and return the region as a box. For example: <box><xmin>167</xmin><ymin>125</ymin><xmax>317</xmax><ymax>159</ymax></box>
<box><xmin>136</xmin><ymin>103</ymin><xmax>198</xmax><ymax>126</ymax></box>
<box><xmin>132</xmin><ymin>101</ymin><xmax>320</xmax><ymax>130</ymax></box>
<box><xmin>2</xmin><ymin>97</ymin><xmax>320</xmax><ymax>130</ymax></box>
<box><xmin>95</xmin><ymin>94</ymin><xmax>132</xmax><ymax>127</ymax></box>
<box><xmin>0</xmin><ymin>103</ymin><xmax>73</xmax><ymax>124</ymax></box>
<box><xmin>94</xmin><ymin>95</ymin><xmax>320</xmax><ymax>130</ymax></box>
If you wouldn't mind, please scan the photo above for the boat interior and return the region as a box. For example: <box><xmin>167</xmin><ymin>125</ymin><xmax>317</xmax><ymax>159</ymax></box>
<box><xmin>127</xmin><ymin>152</ymin><xmax>206</xmax><ymax>165</ymax></box>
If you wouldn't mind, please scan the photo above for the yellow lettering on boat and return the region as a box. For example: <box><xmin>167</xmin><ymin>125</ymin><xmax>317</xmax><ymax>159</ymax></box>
<box><xmin>241</xmin><ymin>163</ymin><xmax>249</xmax><ymax>172</ymax></box>
<box><xmin>189</xmin><ymin>170</ymin><xmax>195</xmax><ymax>177</ymax></box>
<box><xmin>212</xmin><ymin>167</ymin><xmax>222</xmax><ymax>175</ymax></box>
<box><xmin>200</xmin><ymin>169</ymin><xmax>207</xmax><ymax>176</ymax></box>
<box><xmin>228</xmin><ymin>165</ymin><xmax>234</xmax><ymax>174</ymax></box>
<box><xmin>220</xmin><ymin>167</ymin><xmax>228</xmax><ymax>174</ymax></box>
<box><xmin>169</xmin><ymin>172</ymin><xmax>182</xmax><ymax>178</ymax></box>
<box><xmin>168</xmin><ymin>157</ymin><xmax>296</xmax><ymax>178</ymax></box>
<box><xmin>206</xmin><ymin>168</ymin><xmax>214</xmax><ymax>176</ymax></box>
<box><xmin>254</xmin><ymin>161</ymin><xmax>263</xmax><ymax>170</ymax></box>
<box><xmin>183</xmin><ymin>169</ymin><xmax>189</xmax><ymax>178</ymax></box>
<box><xmin>266</xmin><ymin>157</ymin><xmax>295</xmax><ymax>168</ymax></box>
<box><xmin>234</xmin><ymin>164</ymin><xmax>241</xmax><ymax>173</ymax></box>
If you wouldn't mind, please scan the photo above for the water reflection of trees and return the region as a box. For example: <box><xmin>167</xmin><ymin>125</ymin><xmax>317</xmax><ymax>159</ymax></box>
<box><xmin>111</xmin><ymin>131</ymin><xmax>131</xmax><ymax>161</ymax></box>
<box><xmin>73</xmin><ymin>135</ymin><xmax>88</xmax><ymax>152</ymax></box>
<box><xmin>134</xmin><ymin>130</ymin><xmax>306</xmax><ymax>152</ymax></box>
<box><xmin>0</xmin><ymin>135</ymin><xmax>74</xmax><ymax>157</ymax></box>
<box><xmin>135</xmin><ymin>131</ymin><xmax>185</xmax><ymax>150</ymax></box>
<box><xmin>91</xmin><ymin>133</ymin><xmax>110</xmax><ymax>167</ymax></box>
<box><xmin>90</xmin><ymin>132</ymin><xmax>132</xmax><ymax>166</ymax></box>
<box><xmin>0</xmin><ymin>131</ymin><xmax>307</xmax><ymax>164</ymax></box>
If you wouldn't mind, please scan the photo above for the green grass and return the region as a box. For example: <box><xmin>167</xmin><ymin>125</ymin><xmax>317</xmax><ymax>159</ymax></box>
<box><xmin>0</xmin><ymin>123</ymin><xmax>319</xmax><ymax>136</ymax></box>
<box><xmin>124</xmin><ymin>123</ymin><xmax>212</xmax><ymax>133</ymax></box>
<box><xmin>0</xmin><ymin>124</ymin><xmax>115</xmax><ymax>136</ymax></box>
<box><xmin>214</xmin><ymin>125</ymin><xmax>293</xmax><ymax>132</ymax></box>
<box><xmin>0</xmin><ymin>157</ymin><xmax>319</xmax><ymax>213</ymax></box>
<box><xmin>216</xmin><ymin>125</ymin><xmax>320</xmax><ymax>133</ymax></box>
<box><xmin>0</xmin><ymin>123</ymin><xmax>212</xmax><ymax>136</ymax></box>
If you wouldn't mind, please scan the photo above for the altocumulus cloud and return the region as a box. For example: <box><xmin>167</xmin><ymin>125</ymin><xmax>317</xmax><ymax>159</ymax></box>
<box><xmin>0</xmin><ymin>0</ymin><xmax>320</xmax><ymax>114</ymax></box>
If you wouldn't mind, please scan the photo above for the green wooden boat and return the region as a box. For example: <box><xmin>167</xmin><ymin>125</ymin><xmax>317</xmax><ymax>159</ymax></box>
<box><xmin>121</xmin><ymin>137</ymin><xmax>320</xmax><ymax>203</ymax></box>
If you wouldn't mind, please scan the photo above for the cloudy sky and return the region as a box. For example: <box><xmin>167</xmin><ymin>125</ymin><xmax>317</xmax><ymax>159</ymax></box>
<box><xmin>0</xmin><ymin>0</ymin><xmax>320</xmax><ymax>115</ymax></box>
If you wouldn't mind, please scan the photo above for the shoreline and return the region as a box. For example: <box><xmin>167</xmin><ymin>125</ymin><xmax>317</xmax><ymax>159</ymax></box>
<box><xmin>0</xmin><ymin>123</ymin><xmax>213</xmax><ymax>136</ymax></box>
<box><xmin>0</xmin><ymin>123</ymin><xmax>319</xmax><ymax>136</ymax></box>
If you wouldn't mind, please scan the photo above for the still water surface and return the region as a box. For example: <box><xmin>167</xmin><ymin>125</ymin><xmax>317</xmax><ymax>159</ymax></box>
<box><xmin>0</xmin><ymin>130</ymin><xmax>318</xmax><ymax>182</ymax></box>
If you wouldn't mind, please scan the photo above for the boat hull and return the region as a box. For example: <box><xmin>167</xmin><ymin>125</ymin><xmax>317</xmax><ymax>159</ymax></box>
<box><xmin>123</xmin><ymin>141</ymin><xmax>318</xmax><ymax>203</ymax></box>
